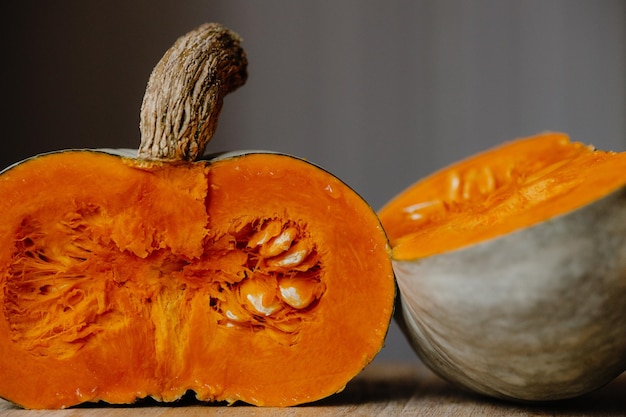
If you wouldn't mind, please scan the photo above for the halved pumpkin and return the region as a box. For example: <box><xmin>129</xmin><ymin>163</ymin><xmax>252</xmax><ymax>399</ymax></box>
<box><xmin>0</xmin><ymin>150</ymin><xmax>395</xmax><ymax>408</ymax></box>
<box><xmin>378</xmin><ymin>132</ymin><xmax>626</xmax><ymax>401</ymax></box>
<box><xmin>0</xmin><ymin>22</ymin><xmax>395</xmax><ymax>409</ymax></box>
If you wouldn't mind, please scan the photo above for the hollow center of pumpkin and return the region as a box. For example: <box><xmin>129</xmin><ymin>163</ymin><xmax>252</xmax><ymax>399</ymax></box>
<box><xmin>205</xmin><ymin>217</ymin><xmax>325</xmax><ymax>335</ymax></box>
<box><xmin>3</xmin><ymin>207</ymin><xmax>325</xmax><ymax>360</ymax></box>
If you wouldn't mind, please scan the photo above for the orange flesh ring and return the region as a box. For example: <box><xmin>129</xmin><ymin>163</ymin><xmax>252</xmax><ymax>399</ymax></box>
<box><xmin>0</xmin><ymin>151</ymin><xmax>394</xmax><ymax>408</ymax></box>
<box><xmin>378</xmin><ymin>133</ymin><xmax>626</xmax><ymax>260</ymax></box>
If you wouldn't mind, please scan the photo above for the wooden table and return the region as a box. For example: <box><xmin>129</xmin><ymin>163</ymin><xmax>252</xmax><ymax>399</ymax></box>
<box><xmin>1</xmin><ymin>362</ymin><xmax>624</xmax><ymax>416</ymax></box>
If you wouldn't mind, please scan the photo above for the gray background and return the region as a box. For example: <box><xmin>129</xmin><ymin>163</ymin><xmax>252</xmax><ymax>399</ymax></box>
<box><xmin>4</xmin><ymin>1</ymin><xmax>625</xmax><ymax>363</ymax></box>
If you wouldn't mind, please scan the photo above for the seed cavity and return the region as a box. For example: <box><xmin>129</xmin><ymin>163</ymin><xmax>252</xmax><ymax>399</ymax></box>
<box><xmin>4</xmin><ymin>209</ymin><xmax>325</xmax><ymax>359</ymax></box>
<box><xmin>208</xmin><ymin>218</ymin><xmax>325</xmax><ymax>344</ymax></box>
<box><xmin>4</xmin><ymin>208</ymin><xmax>124</xmax><ymax>359</ymax></box>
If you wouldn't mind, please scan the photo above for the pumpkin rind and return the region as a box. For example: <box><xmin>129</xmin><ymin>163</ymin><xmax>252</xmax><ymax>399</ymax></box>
<box><xmin>379</xmin><ymin>132</ymin><xmax>626</xmax><ymax>401</ymax></box>
<box><xmin>395</xmin><ymin>186</ymin><xmax>626</xmax><ymax>401</ymax></box>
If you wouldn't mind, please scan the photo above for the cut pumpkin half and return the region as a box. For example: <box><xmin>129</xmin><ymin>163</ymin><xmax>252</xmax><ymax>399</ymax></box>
<box><xmin>0</xmin><ymin>150</ymin><xmax>395</xmax><ymax>408</ymax></box>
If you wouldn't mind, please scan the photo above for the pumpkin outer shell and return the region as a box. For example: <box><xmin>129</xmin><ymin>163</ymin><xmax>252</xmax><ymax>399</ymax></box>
<box><xmin>394</xmin><ymin>185</ymin><xmax>626</xmax><ymax>401</ymax></box>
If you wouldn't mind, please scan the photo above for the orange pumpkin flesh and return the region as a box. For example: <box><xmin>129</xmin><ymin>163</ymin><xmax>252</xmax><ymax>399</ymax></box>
<box><xmin>0</xmin><ymin>150</ymin><xmax>395</xmax><ymax>409</ymax></box>
<box><xmin>379</xmin><ymin>132</ymin><xmax>626</xmax><ymax>261</ymax></box>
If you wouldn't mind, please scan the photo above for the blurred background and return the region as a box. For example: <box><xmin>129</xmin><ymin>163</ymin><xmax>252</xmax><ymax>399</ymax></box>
<box><xmin>4</xmin><ymin>1</ymin><xmax>625</xmax><ymax>363</ymax></box>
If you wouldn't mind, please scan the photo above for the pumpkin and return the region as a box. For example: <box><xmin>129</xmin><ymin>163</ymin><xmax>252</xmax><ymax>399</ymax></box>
<box><xmin>0</xmin><ymin>23</ymin><xmax>395</xmax><ymax>409</ymax></box>
<box><xmin>378</xmin><ymin>132</ymin><xmax>626</xmax><ymax>401</ymax></box>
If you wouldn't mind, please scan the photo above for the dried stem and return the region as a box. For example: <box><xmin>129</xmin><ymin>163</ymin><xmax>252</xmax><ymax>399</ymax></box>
<box><xmin>138</xmin><ymin>23</ymin><xmax>248</xmax><ymax>161</ymax></box>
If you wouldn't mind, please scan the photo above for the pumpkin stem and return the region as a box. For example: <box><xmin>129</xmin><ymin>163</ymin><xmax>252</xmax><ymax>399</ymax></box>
<box><xmin>138</xmin><ymin>23</ymin><xmax>248</xmax><ymax>161</ymax></box>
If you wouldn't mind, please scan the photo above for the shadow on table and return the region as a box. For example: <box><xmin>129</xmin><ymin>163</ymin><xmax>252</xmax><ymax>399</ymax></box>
<box><xmin>310</xmin><ymin>364</ymin><xmax>626</xmax><ymax>415</ymax></box>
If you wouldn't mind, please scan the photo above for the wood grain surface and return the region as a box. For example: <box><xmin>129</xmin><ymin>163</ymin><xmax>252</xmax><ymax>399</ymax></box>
<box><xmin>1</xmin><ymin>362</ymin><xmax>624</xmax><ymax>416</ymax></box>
